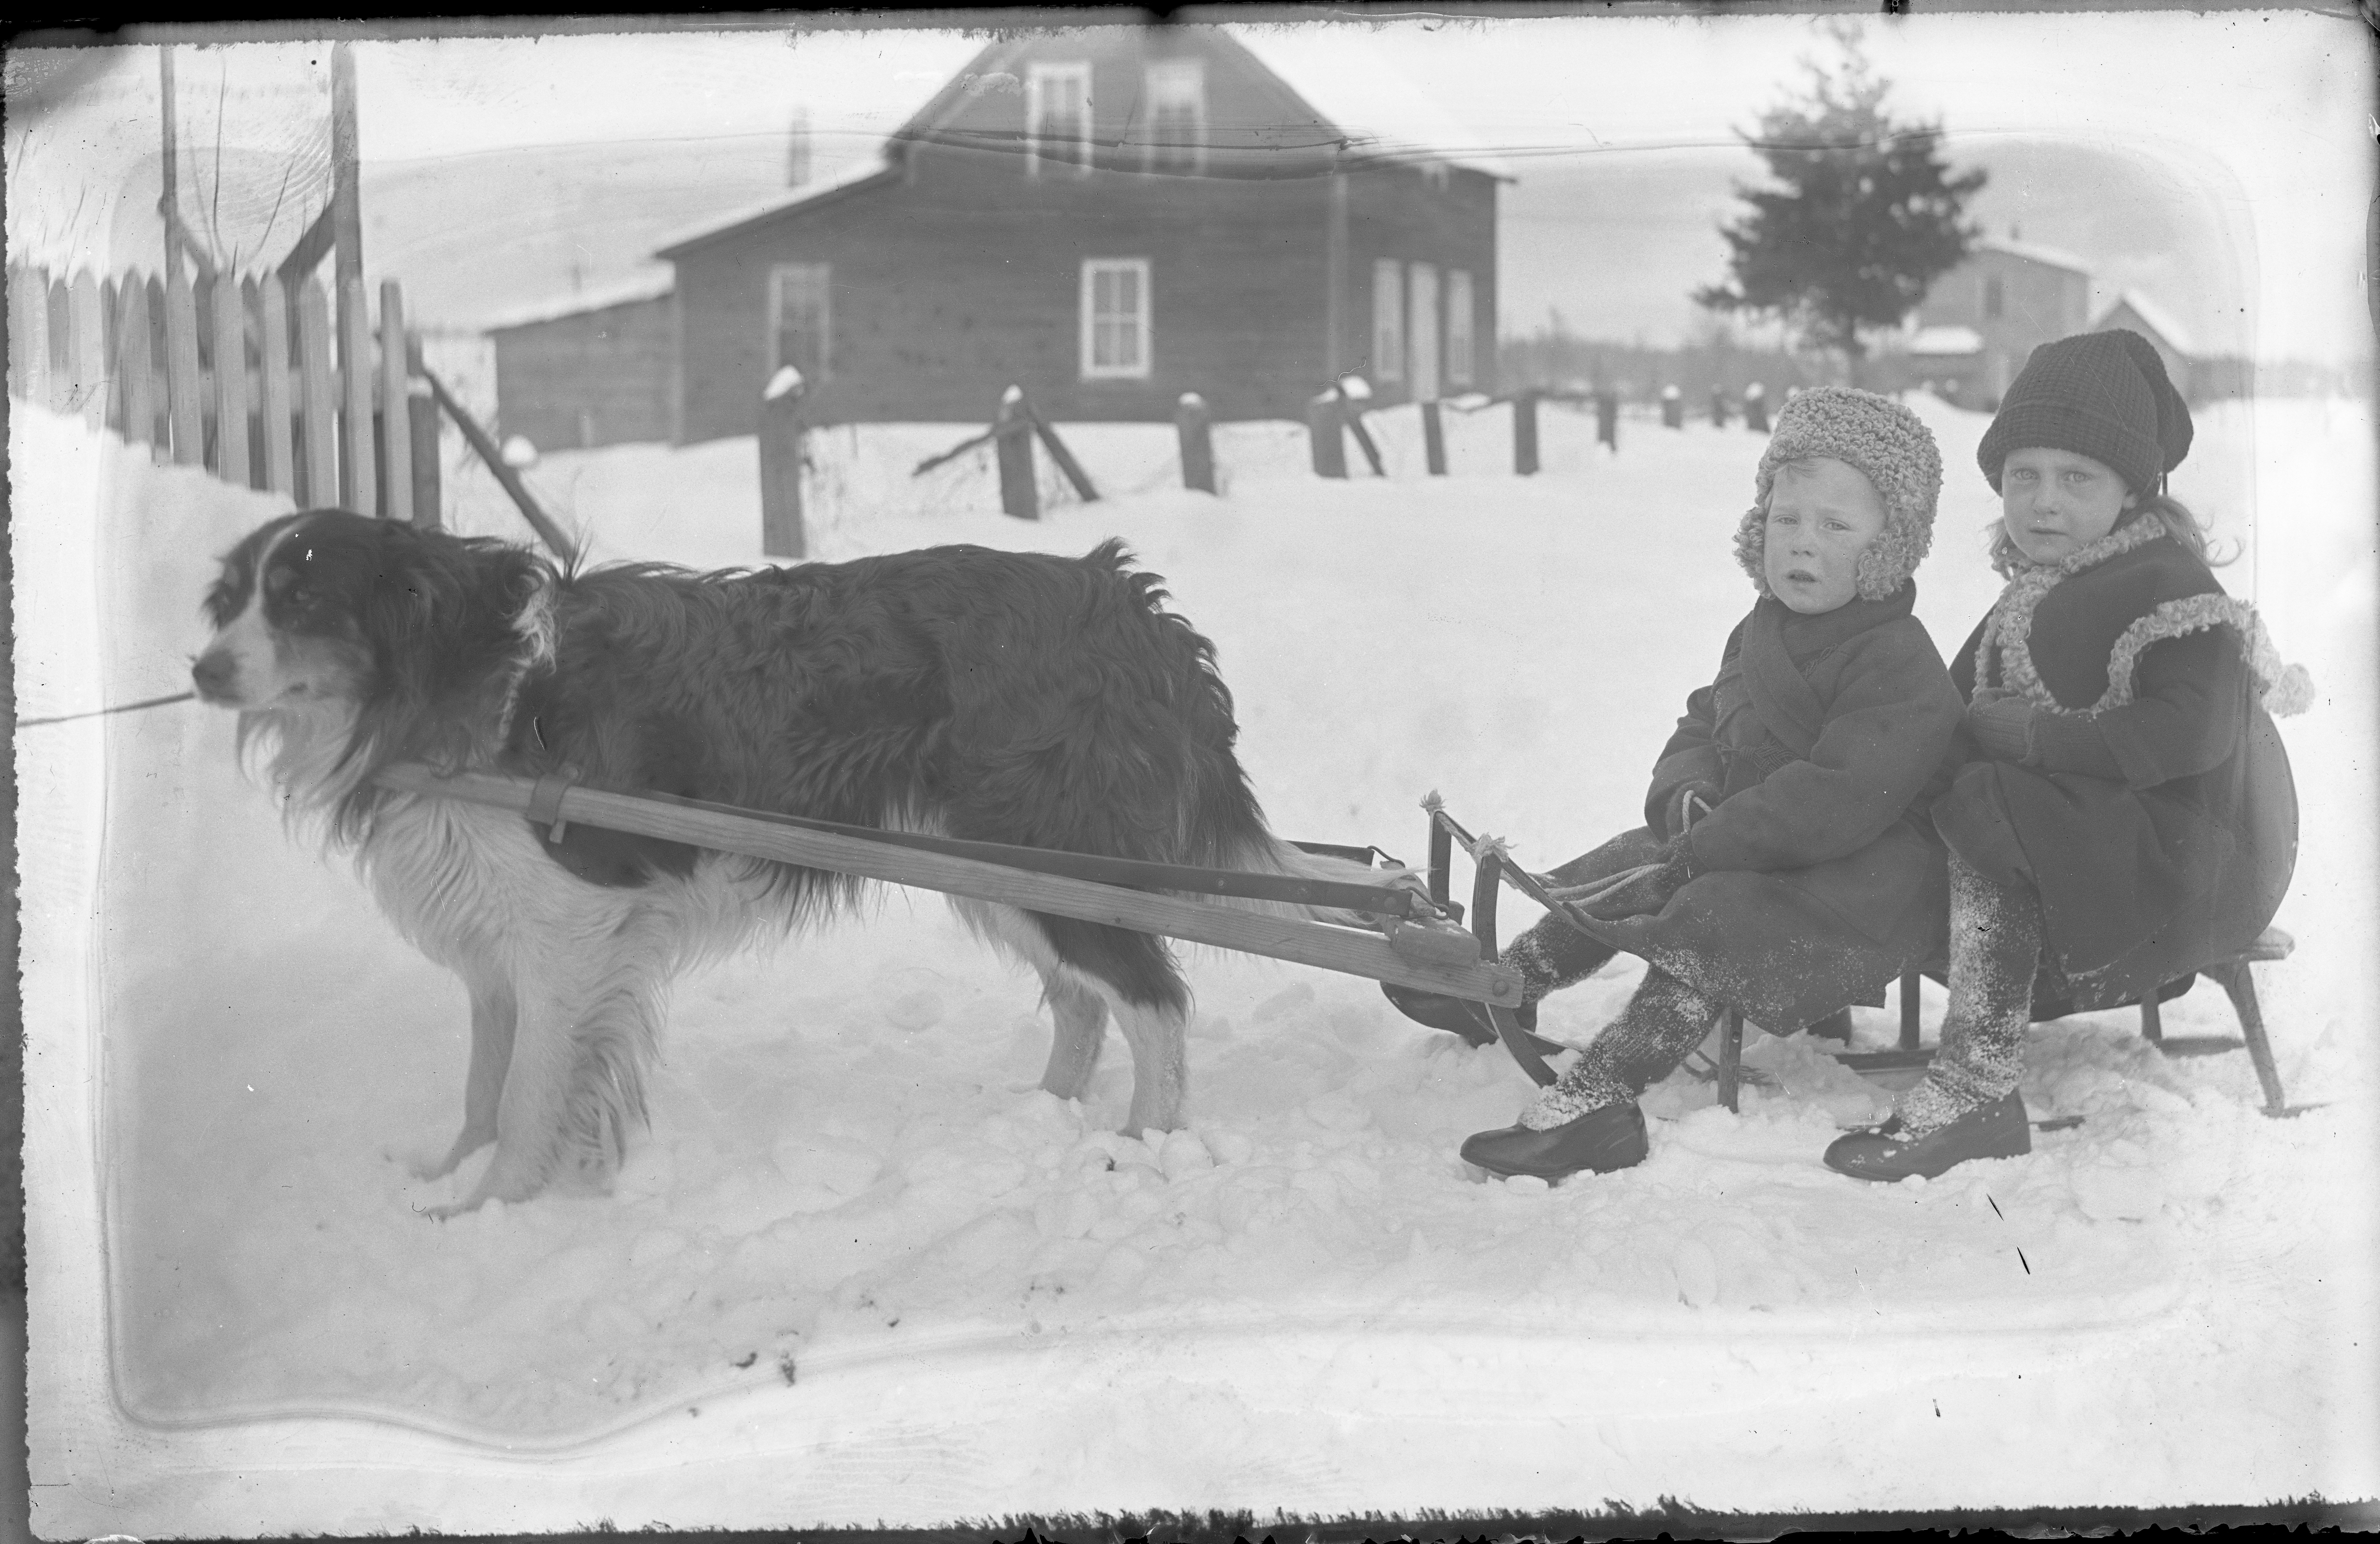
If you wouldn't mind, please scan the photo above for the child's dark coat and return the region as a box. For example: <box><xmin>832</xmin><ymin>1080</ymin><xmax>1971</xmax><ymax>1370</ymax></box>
<box><xmin>1931</xmin><ymin>523</ymin><xmax>2300</xmax><ymax>1014</ymax></box>
<box><xmin>1574</xmin><ymin>585</ymin><xmax>1965</xmax><ymax>1031</ymax></box>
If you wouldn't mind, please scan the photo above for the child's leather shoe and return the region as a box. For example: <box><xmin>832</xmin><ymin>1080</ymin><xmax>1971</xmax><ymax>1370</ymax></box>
<box><xmin>1823</xmin><ymin>1090</ymin><xmax>2031</xmax><ymax>1181</ymax></box>
<box><xmin>1460</xmin><ymin>1100</ymin><xmax>1649</xmax><ymax>1180</ymax></box>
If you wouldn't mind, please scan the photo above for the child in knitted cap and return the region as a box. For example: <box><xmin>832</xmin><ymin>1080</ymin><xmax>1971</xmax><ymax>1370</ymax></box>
<box><xmin>1826</xmin><ymin>330</ymin><xmax>2308</xmax><ymax>1182</ymax></box>
<box><xmin>1387</xmin><ymin>386</ymin><xmax>1967</xmax><ymax>1181</ymax></box>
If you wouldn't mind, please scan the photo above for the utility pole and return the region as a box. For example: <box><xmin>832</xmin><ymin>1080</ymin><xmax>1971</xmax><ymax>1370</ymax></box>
<box><xmin>160</xmin><ymin>46</ymin><xmax>179</xmax><ymax>270</ymax></box>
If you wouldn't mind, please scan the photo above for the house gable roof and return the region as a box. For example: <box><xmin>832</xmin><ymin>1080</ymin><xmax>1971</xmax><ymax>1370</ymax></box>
<box><xmin>885</xmin><ymin>24</ymin><xmax>1510</xmax><ymax>178</ymax></box>
<box><xmin>1974</xmin><ymin>235</ymin><xmax>2093</xmax><ymax>277</ymax></box>
<box><xmin>2092</xmin><ymin>288</ymin><xmax>2195</xmax><ymax>355</ymax></box>
<box><xmin>651</xmin><ymin>160</ymin><xmax>904</xmax><ymax>260</ymax></box>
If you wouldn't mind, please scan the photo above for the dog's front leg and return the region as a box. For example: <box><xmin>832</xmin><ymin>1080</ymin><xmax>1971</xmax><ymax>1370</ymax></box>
<box><xmin>422</xmin><ymin>970</ymin><xmax>584</xmax><ymax>1218</ymax></box>
<box><xmin>413</xmin><ymin>971</ymin><xmax>516</xmax><ymax>1181</ymax></box>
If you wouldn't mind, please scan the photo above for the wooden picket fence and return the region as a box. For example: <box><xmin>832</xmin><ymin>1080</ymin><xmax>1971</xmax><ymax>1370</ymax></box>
<box><xmin>7</xmin><ymin>260</ymin><xmax>433</xmax><ymax>523</ymax></box>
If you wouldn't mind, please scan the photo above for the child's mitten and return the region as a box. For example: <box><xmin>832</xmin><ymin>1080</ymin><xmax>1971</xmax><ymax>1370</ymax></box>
<box><xmin>1966</xmin><ymin>689</ymin><xmax>2037</xmax><ymax>763</ymax></box>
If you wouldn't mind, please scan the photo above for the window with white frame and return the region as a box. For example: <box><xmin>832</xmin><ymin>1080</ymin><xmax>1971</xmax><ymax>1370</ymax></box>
<box><xmin>1445</xmin><ymin>269</ymin><xmax>1476</xmax><ymax>388</ymax></box>
<box><xmin>1081</xmin><ymin>258</ymin><xmax>1151</xmax><ymax>380</ymax></box>
<box><xmin>1028</xmin><ymin>61</ymin><xmax>1093</xmax><ymax>176</ymax></box>
<box><xmin>768</xmin><ymin>262</ymin><xmax>832</xmax><ymax>384</ymax></box>
<box><xmin>1371</xmin><ymin>259</ymin><xmax>1404</xmax><ymax>381</ymax></box>
<box><xmin>1142</xmin><ymin>58</ymin><xmax>1205</xmax><ymax>174</ymax></box>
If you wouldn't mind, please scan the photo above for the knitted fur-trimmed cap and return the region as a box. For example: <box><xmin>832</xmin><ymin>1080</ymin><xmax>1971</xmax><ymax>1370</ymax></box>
<box><xmin>1975</xmin><ymin>329</ymin><xmax>2193</xmax><ymax>495</ymax></box>
<box><xmin>1734</xmin><ymin>385</ymin><xmax>1944</xmax><ymax>601</ymax></box>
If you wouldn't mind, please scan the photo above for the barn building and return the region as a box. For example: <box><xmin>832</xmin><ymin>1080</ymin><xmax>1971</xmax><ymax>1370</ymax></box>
<box><xmin>490</xmin><ymin>24</ymin><xmax>1507</xmax><ymax>448</ymax></box>
<box><xmin>2090</xmin><ymin>289</ymin><xmax>2196</xmax><ymax>400</ymax></box>
<box><xmin>485</xmin><ymin>274</ymin><xmax>676</xmax><ymax>451</ymax></box>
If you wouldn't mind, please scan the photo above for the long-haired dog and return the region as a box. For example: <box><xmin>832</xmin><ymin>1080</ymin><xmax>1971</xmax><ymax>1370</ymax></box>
<box><xmin>193</xmin><ymin>510</ymin><xmax>1385</xmax><ymax>1215</ymax></box>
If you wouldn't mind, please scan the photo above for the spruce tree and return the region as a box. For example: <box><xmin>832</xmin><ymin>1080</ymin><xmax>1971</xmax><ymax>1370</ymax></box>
<box><xmin>1694</xmin><ymin>22</ymin><xmax>1987</xmax><ymax>384</ymax></box>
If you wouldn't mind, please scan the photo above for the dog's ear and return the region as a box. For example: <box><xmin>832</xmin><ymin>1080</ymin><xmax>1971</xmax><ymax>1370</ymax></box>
<box><xmin>359</xmin><ymin>526</ymin><xmax>550</xmax><ymax>711</ymax></box>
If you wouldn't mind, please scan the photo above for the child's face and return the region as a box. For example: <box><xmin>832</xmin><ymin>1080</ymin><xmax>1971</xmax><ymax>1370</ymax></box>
<box><xmin>1998</xmin><ymin>446</ymin><xmax>2135</xmax><ymax>564</ymax></box>
<box><xmin>1762</xmin><ymin>457</ymin><xmax>1888</xmax><ymax>614</ymax></box>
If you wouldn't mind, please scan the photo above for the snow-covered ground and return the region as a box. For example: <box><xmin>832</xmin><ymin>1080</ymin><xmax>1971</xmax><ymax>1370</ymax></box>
<box><xmin>19</xmin><ymin>391</ymin><xmax>2379</xmax><ymax>1533</ymax></box>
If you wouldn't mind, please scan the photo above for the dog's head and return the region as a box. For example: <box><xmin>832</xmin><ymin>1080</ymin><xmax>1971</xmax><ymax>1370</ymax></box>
<box><xmin>194</xmin><ymin>510</ymin><xmax>552</xmax><ymax>810</ymax></box>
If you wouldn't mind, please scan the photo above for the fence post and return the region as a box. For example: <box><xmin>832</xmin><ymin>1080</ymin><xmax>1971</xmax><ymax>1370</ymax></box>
<box><xmin>255</xmin><ymin>276</ymin><xmax>295</xmax><ymax>495</ymax></box>
<box><xmin>405</xmin><ymin>334</ymin><xmax>441</xmax><ymax>528</ymax></box>
<box><xmin>1743</xmin><ymin>383</ymin><xmax>1769</xmax><ymax>433</ymax></box>
<box><xmin>1660</xmin><ymin>385</ymin><xmax>1684</xmax><ymax>429</ymax></box>
<box><xmin>339</xmin><ymin>271</ymin><xmax>376</xmax><ymax>512</ymax></box>
<box><xmin>994</xmin><ymin>384</ymin><xmax>1038</xmax><ymax>520</ymax></box>
<box><xmin>1512</xmin><ymin>387</ymin><xmax>1540</xmax><ymax>477</ymax></box>
<box><xmin>164</xmin><ymin>260</ymin><xmax>205</xmax><ymax>465</ymax></box>
<box><xmin>377</xmin><ymin>280</ymin><xmax>412</xmax><ymax>524</ymax></box>
<box><xmin>1175</xmin><ymin>391</ymin><xmax>1215</xmax><ymax>493</ymax></box>
<box><xmin>1594</xmin><ymin>386</ymin><xmax>1620</xmax><ymax>453</ymax></box>
<box><xmin>759</xmin><ymin>364</ymin><xmax>807</xmax><ymax>558</ymax></box>
<box><xmin>116</xmin><ymin>272</ymin><xmax>157</xmax><ymax>452</ymax></box>
<box><xmin>293</xmin><ymin>276</ymin><xmax>337</xmax><ymax>506</ymax></box>
<box><xmin>209</xmin><ymin>269</ymin><xmax>250</xmax><ymax>486</ymax></box>
<box><xmin>1306</xmin><ymin>389</ymin><xmax>1347</xmax><ymax>478</ymax></box>
<box><xmin>1421</xmin><ymin>398</ymin><xmax>1447</xmax><ymax>476</ymax></box>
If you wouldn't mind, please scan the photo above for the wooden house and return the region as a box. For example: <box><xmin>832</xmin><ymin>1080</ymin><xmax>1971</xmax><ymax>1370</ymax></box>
<box><xmin>1899</xmin><ymin>236</ymin><xmax>2094</xmax><ymax>410</ymax></box>
<box><xmin>494</xmin><ymin>24</ymin><xmax>1506</xmax><ymax>448</ymax></box>
<box><xmin>2091</xmin><ymin>289</ymin><xmax>2196</xmax><ymax>400</ymax></box>
<box><xmin>485</xmin><ymin>272</ymin><xmax>677</xmax><ymax>451</ymax></box>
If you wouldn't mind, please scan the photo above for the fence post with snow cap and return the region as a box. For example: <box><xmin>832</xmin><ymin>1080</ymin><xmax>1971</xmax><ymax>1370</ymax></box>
<box><xmin>377</xmin><ymin>280</ymin><xmax>413</xmax><ymax>524</ymax></box>
<box><xmin>116</xmin><ymin>272</ymin><xmax>157</xmax><ymax>451</ymax></box>
<box><xmin>164</xmin><ymin>260</ymin><xmax>204</xmax><ymax>466</ymax></box>
<box><xmin>208</xmin><ymin>270</ymin><xmax>250</xmax><ymax>487</ymax></box>
<box><xmin>1421</xmin><ymin>398</ymin><xmax>1447</xmax><ymax>476</ymax></box>
<box><xmin>1176</xmin><ymin>392</ymin><xmax>1215</xmax><ymax>493</ymax></box>
<box><xmin>759</xmin><ymin>365</ymin><xmax>808</xmax><ymax>559</ymax></box>
<box><xmin>255</xmin><ymin>275</ymin><xmax>294</xmax><ymax>493</ymax></box>
<box><xmin>1338</xmin><ymin>376</ymin><xmax>1386</xmax><ymax>477</ymax></box>
<box><xmin>1661</xmin><ymin>384</ymin><xmax>1684</xmax><ymax>430</ymax></box>
<box><xmin>995</xmin><ymin>384</ymin><xmax>1039</xmax><ymax>520</ymax></box>
<box><xmin>1306</xmin><ymin>388</ymin><xmax>1348</xmax><ymax>479</ymax></box>
<box><xmin>1513</xmin><ymin>387</ymin><xmax>1540</xmax><ymax>476</ymax></box>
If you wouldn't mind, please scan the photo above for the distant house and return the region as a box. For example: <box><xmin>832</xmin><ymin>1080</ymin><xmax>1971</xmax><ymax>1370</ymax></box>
<box><xmin>490</xmin><ymin>24</ymin><xmax>1506</xmax><ymax>448</ymax></box>
<box><xmin>486</xmin><ymin>272</ymin><xmax>677</xmax><ymax>450</ymax></box>
<box><xmin>1899</xmin><ymin>236</ymin><xmax>2094</xmax><ymax>410</ymax></box>
<box><xmin>2091</xmin><ymin>289</ymin><xmax>2194</xmax><ymax>398</ymax></box>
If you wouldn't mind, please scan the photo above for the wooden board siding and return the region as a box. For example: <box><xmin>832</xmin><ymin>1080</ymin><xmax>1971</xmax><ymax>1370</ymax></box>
<box><xmin>1335</xmin><ymin>163</ymin><xmax>1498</xmax><ymax>404</ymax></box>
<box><xmin>673</xmin><ymin>155</ymin><xmax>1339</xmax><ymax>440</ymax></box>
<box><xmin>493</xmin><ymin>296</ymin><xmax>676</xmax><ymax>451</ymax></box>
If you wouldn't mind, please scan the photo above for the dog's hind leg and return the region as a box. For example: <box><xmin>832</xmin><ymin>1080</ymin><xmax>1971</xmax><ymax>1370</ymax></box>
<box><xmin>415</xmin><ymin>963</ymin><xmax>516</xmax><ymax>1181</ymax></box>
<box><xmin>1038</xmin><ymin>969</ymin><xmax>1110</xmax><ymax>1102</ymax></box>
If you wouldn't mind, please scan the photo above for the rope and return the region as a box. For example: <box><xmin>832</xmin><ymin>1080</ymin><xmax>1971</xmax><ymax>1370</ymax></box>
<box><xmin>18</xmin><ymin>691</ymin><xmax>197</xmax><ymax>728</ymax></box>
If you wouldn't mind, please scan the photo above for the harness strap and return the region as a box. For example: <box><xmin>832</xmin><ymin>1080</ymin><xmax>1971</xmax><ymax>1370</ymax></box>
<box><xmin>525</xmin><ymin>767</ymin><xmax>580</xmax><ymax>844</ymax></box>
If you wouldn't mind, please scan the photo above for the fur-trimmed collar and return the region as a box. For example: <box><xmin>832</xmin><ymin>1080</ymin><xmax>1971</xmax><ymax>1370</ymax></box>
<box><xmin>1976</xmin><ymin>518</ymin><xmax>2313</xmax><ymax>718</ymax></box>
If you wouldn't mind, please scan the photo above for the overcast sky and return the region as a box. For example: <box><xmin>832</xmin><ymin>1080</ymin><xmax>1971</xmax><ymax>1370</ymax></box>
<box><xmin>8</xmin><ymin>10</ymin><xmax>2372</xmax><ymax>361</ymax></box>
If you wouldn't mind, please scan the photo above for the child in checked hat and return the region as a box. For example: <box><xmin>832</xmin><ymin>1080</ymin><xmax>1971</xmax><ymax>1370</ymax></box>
<box><xmin>1387</xmin><ymin>386</ymin><xmax>1968</xmax><ymax>1181</ymax></box>
<box><xmin>1825</xmin><ymin>330</ymin><xmax>2310</xmax><ymax>1183</ymax></box>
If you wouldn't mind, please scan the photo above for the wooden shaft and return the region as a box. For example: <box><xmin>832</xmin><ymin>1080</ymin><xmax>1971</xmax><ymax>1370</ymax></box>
<box><xmin>371</xmin><ymin>764</ymin><xmax>1520</xmax><ymax>1006</ymax></box>
<box><xmin>417</xmin><ymin>363</ymin><xmax>577</xmax><ymax>562</ymax></box>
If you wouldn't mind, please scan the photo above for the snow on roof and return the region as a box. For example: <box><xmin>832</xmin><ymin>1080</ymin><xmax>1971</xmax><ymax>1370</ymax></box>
<box><xmin>481</xmin><ymin>269</ymin><xmax>675</xmax><ymax>334</ymax></box>
<box><xmin>2094</xmin><ymin>288</ymin><xmax>2196</xmax><ymax>355</ymax></box>
<box><xmin>1222</xmin><ymin>24</ymin><xmax>1515</xmax><ymax>179</ymax></box>
<box><xmin>1909</xmin><ymin>324</ymin><xmax>1984</xmax><ymax>357</ymax></box>
<box><xmin>1975</xmin><ymin>236</ymin><xmax>2093</xmax><ymax>277</ymax></box>
<box><xmin>650</xmin><ymin>160</ymin><xmax>903</xmax><ymax>259</ymax></box>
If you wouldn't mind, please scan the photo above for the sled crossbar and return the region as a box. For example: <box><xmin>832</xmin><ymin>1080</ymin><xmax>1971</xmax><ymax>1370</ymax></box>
<box><xmin>372</xmin><ymin>763</ymin><xmax>1521</xmax><ymax>1006</ymax></box>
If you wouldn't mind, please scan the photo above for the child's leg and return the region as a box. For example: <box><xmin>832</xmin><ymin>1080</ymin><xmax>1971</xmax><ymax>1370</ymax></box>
<box><xmin>1502</xmin><ymin>915</ymin><xmax>1619</xmax><ymax>1008</ymax></box>
<box><xmin>1519</xmin><ymin>967</ymin><xmax>1716</xmax><ymax>1130</ymax></box>
<box><xmin>1896</xmin><ymin>850</ymin><xmax>2041</xmax><ymax>1135</ymax></box>
<box><xmin>1502</xmin><ymin>826</ymin><xmax>1670</xmax><ymax>1004</ymax></box>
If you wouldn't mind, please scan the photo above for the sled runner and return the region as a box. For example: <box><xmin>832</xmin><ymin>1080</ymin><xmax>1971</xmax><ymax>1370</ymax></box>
<box><xmin>370</xmin><ymin>762</ymin><xmax>1526</xmax><ymax>1017</ymax></box>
